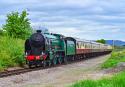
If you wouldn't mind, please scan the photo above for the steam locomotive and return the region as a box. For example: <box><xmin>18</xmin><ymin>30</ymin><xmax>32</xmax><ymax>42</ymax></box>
<box><xmin>25</xmin><ymin>30</ymin><xmax>112</xmax><ymax>68</ymax></box>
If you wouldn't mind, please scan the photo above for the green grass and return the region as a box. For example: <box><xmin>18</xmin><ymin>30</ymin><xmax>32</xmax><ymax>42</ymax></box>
<box><xmin>101</xmin><ymin>50</ymin><xmax>125</xmax><ymax>69</ymax></box>
<box><xmin>0</xmin><ymin>36</ymin><xmax>25</xmax><ymax>71</ymax></box>
<box><xmin>71</xmin><ymin>50</ymin><xmax>125</xmax><ymax>87</ymax></box>
<box><xmin>71</xmin><ymin>71</ymin><xmax>125</xmax><ymax>87</ymax></box>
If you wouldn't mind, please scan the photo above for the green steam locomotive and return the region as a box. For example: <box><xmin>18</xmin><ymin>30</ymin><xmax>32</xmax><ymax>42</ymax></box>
<box><xmin>25</xmin><ymin>30</ymin><xmax>112</xmax><ymax>68</ymax></box>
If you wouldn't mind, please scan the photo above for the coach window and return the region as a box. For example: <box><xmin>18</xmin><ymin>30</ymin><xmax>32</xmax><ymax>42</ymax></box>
<box><xmin>80</xmin><ymin>42</ymin><xmax>82</xmax><ymax>48</ymax></box>
<box><xmin>86</xmin><ymin>44</ymin><xmax>88</xmax><ymax>49</ymax></box>
<box><xmin>77</xmin><ymin>43</ymin><xmax>79</xmax><ymax>48</ymax></box>
<box><xmin>86</xmin><ymin>43</ymin><xmax>87</xmax><ymax>48</ymax></box>
<box><xmin>79</xmin><ymin>43</ymin><xmax>81</xmax><ymax>48</ymax></box>
<box><xmin>85</xmin><ymin>43</ymin><xmax>87</xmax><ymax>48</ymax></box>
<box><xmin>79</xmin><ymin>43</ymin><xmax>80</xmax><ymax>48</ymax></box>
<box><xmin>78</xmin><ymin>43</ymin><xmax>80</xmax><ymax>48</ymax></box>
<box><xmin>85</xmin><ymin>43</ymin><xmax>86</xmax><ymax>48</ymax></box>
<box><xmin>83</xmin><ymin>43</ymin><xmax>85</xmax><ymax>48</ymax></box>
<box><xmin>82</xmin><ymin>43</ymin><xmax>83</xmax><ymax>48</ymax></box>
<box><xmin>87</xmin><ymin>44</ymin><xmax>89</xmax><ymax>49</ymax></box>
<box><xmin>90</xmin><ymin>44</ymin><xmax>92</xmax><ymax>49</ymax></box>
<box><xmin>88</xmin><ymin>44</ymin><xmax>90</xmax><ymax>49</ymax></box>
<box><xmin>78</xmin><ymin>43</ymin><xmax>79</xmax><ymax>48</ymax></box>
<box><xmin>87</xmin><ymin>43</ymin><xmax>89</xmax><ymax>49</ymax></box>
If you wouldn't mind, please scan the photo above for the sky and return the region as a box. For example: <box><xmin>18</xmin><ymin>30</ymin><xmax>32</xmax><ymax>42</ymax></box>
<box><xmin>0</xmin><ymin>0</ymin><xmax>125</xmax><ymax>41</ymax></box>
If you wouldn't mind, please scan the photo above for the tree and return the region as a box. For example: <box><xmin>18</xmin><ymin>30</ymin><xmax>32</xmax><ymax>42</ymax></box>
<box><xmin>96</xmin><ymin>39</ymin><xmax>106</xmax><ymax>44</ymax></box>
<box><xmin>3</xmin><ymin>10</ymin><xmax>32</xmax><ymax>39</ymax></box>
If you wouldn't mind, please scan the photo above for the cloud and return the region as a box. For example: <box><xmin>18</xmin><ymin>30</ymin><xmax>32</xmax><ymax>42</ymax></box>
<box><xmin>0</xmin><ymin>0</ymin><xmax>125</xmax><ymax>40</ymax></box>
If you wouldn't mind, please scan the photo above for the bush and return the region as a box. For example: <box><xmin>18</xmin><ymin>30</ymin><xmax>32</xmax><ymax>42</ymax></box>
<box><xmin>0</xmin><ymin>36</ymin><xmax>25</xmax><ymax>71</ymax></box>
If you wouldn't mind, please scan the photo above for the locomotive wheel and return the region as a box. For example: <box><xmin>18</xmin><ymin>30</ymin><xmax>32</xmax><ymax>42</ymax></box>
<box><xmin>35</xmin><ymin>64</ymin><xmax>38</xmax><ymax>67</ymax></box>
<box><xmin>28</xmin><ymin>61</ymin><xmax>33</xmax><ymax>68</ymax></box>
<box><xmin>35</xmin><ymin>61</ymin><xmax>40</xmax><ymax>67</ymax></box>
<box><xmin>72</xmin><ymin>56</ymin><xmax>75</xmax><ymax>61</ymax></box>
<box><xmin>28</xmin><ymin>64</ymin><xmax>32</xmax><ymax>68</ymax></box>
<box><xmin>53</xmin><ymin>57</ymin><xmax>57</xmax><ymax>65</ymax></box>
<box><xmin>64</xmin><ymin>56</ymin><xmax>68</xmax><ymax>64</ymax></box>
<box><xmin>43</xmin><ymin>61</ymin><xmax>47</xmax><ymax>67</ymax></box>
<box><xmin>58</xmin><ymin>57</ymin><xmax>63</xmax><ymax>64</ymax></box>
<box><xmin>48</xmin><ymin>60</ymin><xmax>52</xmax><ymax>67</ymax></box>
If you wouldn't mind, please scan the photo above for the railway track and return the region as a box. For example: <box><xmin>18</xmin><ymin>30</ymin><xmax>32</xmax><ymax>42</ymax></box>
<box><xmin>0</xmin><ymin>54</ymin><xmax>109</xmax><ymax>78</ymax></box>
<box><xmin>0</xmin><ymin>68</ymin><xmax>30</xmax><ymax>78</ymax></box>
<box><xmin>0</xmin><ymin>59</ymin><xmax>83</xmax><ymax>78</ymax></box>
<box><xmin>0</xmin><ymin>63</ymin><xmax>71</xmax><ymax>78</ymax></box>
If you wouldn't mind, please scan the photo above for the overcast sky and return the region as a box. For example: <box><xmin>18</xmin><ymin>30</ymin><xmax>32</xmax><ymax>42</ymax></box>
<box><xmin>0</xmin><ymin>0</ymin><xmax>125</xmax><ymax>41</ymax></box>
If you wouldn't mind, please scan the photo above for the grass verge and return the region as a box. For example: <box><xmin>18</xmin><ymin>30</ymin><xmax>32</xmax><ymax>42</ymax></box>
<box><xmin>71</xmin><ymin>71</ymin><xmax>125</xmax><ymax>87</ymax></box>
<box><xmin>101</xmin><ymin>50</ymin><xmax>125</xmax><ymax>69</ymax></box>
<box><xmin>71</xmin><ymin>49</ymin><xmax>125</xmax><ymax>87</ymax></box>
<box><xmin>0</xmin><ymin>36</ymin><xmax>25</xmax><ymax>71</ymax></box>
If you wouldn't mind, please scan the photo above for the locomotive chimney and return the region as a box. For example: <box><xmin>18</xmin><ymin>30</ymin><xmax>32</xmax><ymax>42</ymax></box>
<box><xmin>36</xmin><ymin>30</ymin><xmax>42</xmax><ymax>33</ymax></box>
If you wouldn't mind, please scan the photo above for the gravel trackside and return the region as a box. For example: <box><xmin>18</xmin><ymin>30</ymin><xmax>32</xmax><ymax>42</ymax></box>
<box><xmin>0</xmin><ymin>55</ymin><xmax>110</xmax><ymax>87</ymax></box>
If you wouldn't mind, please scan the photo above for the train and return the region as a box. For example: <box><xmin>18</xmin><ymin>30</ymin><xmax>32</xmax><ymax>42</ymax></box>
<box><xmin>24</xmin><ymin>30</ymin><xmax>113</xmax><ymax>68</ymax></box>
